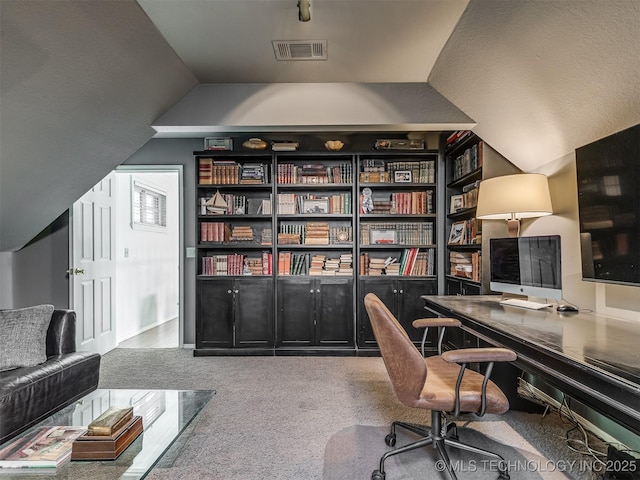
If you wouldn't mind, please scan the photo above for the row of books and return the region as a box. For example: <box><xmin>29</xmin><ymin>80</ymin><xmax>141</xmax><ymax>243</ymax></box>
<box><xmin>277</xmin><ymin>163</ymin><xmax>353</xmax><ymax>184</ymax></box>
<box><xmin>201</xmin><ymin>253</ymin><xmax>272</xmax><ymax>276</ymax></box>
<box><xmin>450</xmin><ymin>251</ymin><xmax>481</xmax><ymax>282</ymax></box>
<box><xmin>360</xmin><ymin>159</ymin><xmax>436</xmax><ymax>184</ymax></box>
<box><xmin>360</xmin><ymin>222</ymin><xmax>434</xmax><ymax>246</ymax></box>
<box><xmin>200</xmin><ymin>223</ymin><xmax>273</xmax><ymax>245</ymax></box>
<box><xmin>362</xmin><ymin>191</ymin><xmax>433</xmax><ymax>215</ymax></box>
<box><xmin>277</xmin><ymin>253</ymin><xmax>353</xmax><ymax>276</ymax></box>
<box><xmin>277</xmin><ymin>193</ymin><xmax>351</xmax><ymax>214</ymax></box>
<box><xmin>199</xmin><ymin>159</ymin><xmax>270</xmax><ymax>185</ymax></box>
<box><xmin>359</xmin><ymin>248</ymin><xmax>434</xmax><ymax>276</ymax></box>
<box><xmin>278</xmin><ymin>223</ymin><xmax>353</xmax><ymax>245</ymax></box>
<box><xmin>446</xmin><ymin>130</ymin><xmax>472</xmax><ymax>149</ymax></box>
<box><xmin>451</xmin><ymin>141</ymin><xmax>484</xmax><ymax>181</ymax></box>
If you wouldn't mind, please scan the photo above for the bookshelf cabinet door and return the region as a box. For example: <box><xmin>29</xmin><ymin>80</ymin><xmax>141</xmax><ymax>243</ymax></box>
<box><xmin>315</xmin><ymin>278</ymin><xmax>354</xmax><ymax>346</ymax></box>
<box><xmin>235</xmin><ymin>278</ymin><xmax>274</xmax><ymax>347</ymax></box>
<box><xmin>397</xmin><ymin>280</ymin><xmax>437</xmax><ymax>344</ymax></box>
<box><xmin>197</xmin><ymin>280</ymin><xmax>234</xmax><ymax>348</ymax></box>
<box><xmin>277</xmin><ymin>278</ymin><xmax>315</xmax><ymax>346</ymax></box>
<box><xmin>357</xmin><ymin>278</ymin><xmax>399</xmax><ymax>348</ymax></box>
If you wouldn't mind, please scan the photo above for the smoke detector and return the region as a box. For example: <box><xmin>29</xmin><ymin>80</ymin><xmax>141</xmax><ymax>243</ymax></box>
<box><xmin>272</xmin><ymin>40</ymin><xmax>327</xmax><ymax>61</ymax></box>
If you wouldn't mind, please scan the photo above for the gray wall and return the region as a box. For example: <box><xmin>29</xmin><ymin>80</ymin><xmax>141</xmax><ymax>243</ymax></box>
<box><xmin>11</xmin><ymin>212</ymin><xmax>70</xmax><ymax>309</ymax></box>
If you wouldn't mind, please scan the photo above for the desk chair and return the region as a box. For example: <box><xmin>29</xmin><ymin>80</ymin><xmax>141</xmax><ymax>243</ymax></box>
<box><xmin>364</xmin><ymin>293</ymin><xmax>517</xmax><ymax>480</ymax></box>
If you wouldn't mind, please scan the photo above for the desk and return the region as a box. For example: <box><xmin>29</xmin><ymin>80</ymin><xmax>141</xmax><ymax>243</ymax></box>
<box><xmin>421</xmin><ymin>295</ymin><xmax>640</xmax><ymax>436</ymax></box>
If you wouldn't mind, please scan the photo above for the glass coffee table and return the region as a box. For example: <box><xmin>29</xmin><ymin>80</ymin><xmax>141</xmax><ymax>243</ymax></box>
<box><xmin>0</xmin><ymin>389</ymin><xmax>213</xmax><ymax>479</ymax></box>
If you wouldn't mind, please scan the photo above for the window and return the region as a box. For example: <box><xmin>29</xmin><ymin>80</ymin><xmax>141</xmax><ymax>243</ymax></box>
<box><xmin>133</xmin><ymin>181</ymin><xmax>166</xmax><ymax>229</ymax></box>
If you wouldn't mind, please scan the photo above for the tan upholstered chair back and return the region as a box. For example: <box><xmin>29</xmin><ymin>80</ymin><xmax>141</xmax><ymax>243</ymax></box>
<box><xmin>364</xmin><ymin>293</ymin><xmax>427</xmax><ymax>407</ymax></box>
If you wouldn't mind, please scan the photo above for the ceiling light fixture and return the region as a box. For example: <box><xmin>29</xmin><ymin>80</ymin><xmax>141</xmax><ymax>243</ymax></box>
<box><xmin>298</xmin><ymin>0</ymin><xmax>311</xmax><ymax>22</ymax></box>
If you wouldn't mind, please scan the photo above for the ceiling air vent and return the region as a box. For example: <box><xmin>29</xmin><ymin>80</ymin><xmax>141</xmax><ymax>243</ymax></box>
<box><xmin>272</xmin><ymin>40</ymin><xmax>327</xmax><ymax>61</ymax></box>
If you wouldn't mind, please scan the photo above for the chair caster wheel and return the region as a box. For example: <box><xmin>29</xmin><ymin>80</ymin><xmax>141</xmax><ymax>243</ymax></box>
<box><xmin>384</xmin><ymin>433</ymin><xmax>396</xmax><ymax>447</ymax></box>
<box><xmin>372</xmin><ymin>470</ymin><xmax>386</xmax><ymax>480</ymax></box>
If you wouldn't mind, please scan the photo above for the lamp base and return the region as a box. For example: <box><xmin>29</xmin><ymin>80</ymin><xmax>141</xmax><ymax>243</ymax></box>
<box><xmin>507</xmin><ymin>219</ymin><xmax>520</xmax><ymax>237</ymax></box>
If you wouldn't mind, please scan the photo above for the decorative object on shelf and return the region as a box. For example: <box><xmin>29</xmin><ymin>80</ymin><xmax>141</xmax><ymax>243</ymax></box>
<box><xmin>450</xmin><ymin>194</ymin><xmax>464</xmax><ymax>213</ymax></box>
<box><xmin>204</xmin><ymin>137</ymin><xmax>233</xmax><ymax>151</ymax></box>
<box><xmin>374</xmin><ymin>139</ymin><xmax>425</xmax><ymax>150</ymax></box>
<box><xmin>205</xmin><ymin>191</ymin><xmax>228</xmax><ymax>215</ymax></box>
<box><xmin>272</xmin><ymin>141</ymin><xmax>299</xmax><ymax>151</ymax></box>
<box><xmin>242</xmin><ymin>138</ymin><xmax>268</xmax><ymax>150</ymax></box>
<box><xmin>302</xmin><ymin>198</ymin><xmax>330</xmax><ymax>214</ymax></box>
<box><xmin>476</xmin><ymin>173</ymin><xmax>552</xmax><ymax>237</ymax></box>
<box><xmin>394</xmin><ymin>170</ymin><xmax>412</xmax><ymax>183</ymax></box>
<box><xmin>324</xmin><ymin>140</ymin><xmax>344</xmax><ymax>151</ymax></box>
<box><xmin>360</xmin><ymin>187</ymin><xmax>373</xmax><ymax>214</ymax></box>
<box><xmin>448</xmin><ymin>221</ymin><xmax>465</xmax><ymax>245</ymax></box>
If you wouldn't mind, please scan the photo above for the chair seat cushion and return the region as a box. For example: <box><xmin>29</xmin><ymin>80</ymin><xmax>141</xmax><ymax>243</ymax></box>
<box><xmin>416</xmin><ymin>356</ymin><xmax>510</xmax><ymax>414</ymax></box>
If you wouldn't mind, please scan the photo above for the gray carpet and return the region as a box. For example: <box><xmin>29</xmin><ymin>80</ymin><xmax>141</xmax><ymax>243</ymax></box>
<box><xmin>98</xmin><ymin>348</ymin><xmax>604</xmax><ymax>479</ymax></box>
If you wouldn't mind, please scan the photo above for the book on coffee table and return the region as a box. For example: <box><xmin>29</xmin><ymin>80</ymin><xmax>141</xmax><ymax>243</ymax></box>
<box><xmin>86</xmin><ymin>406</ymin><xmax>133</xmax><ymax>436</ymax></box>
<box><xmin>71</xmin><ymin>416</ymin><xmax>143</xmax><ymax>461</ymax></box>
<box><xmin>0</xmin><ymin>426</ymin><xmax>86</xmax><ymax>470</ymax></box>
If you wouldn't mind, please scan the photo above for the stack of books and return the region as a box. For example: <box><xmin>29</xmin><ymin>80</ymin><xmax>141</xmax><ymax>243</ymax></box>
<box><xmin>304</xmin><ymin>223</ymin><xmax>329</xmax><ymax>245</ymax></box>
<box><xmin>260</xmin><ymin>228</ymin><xmax>273</xmax><ymax>246</ymax></box>
<box><xmin>0</xmin><ymin>426</ymin><xmax>86</xmax><ymax>473</ymax></box>
<box><xmin>322</xmin><ymin>258</ymin><xmax>340</xmax><ymax>275</ymax></box>
<box><xmin>337</xmin><ymin>253</ymin><xmax>353</xmax><ymax>275</ymax></box>
<box><xmin>229</xmin><ymin>226</ymin><xmax>254</xmax><ymax>242</ymax></box>
<box><xmin>367</xmin><ymin>258</ymin><xmax>386</xmax><ymax>276</ymax></box>
<box><xmin>308</xmin><ymin>255</ymin><xmax>326</xmax><ymax>275</ymax></box>
<box><xmin>240</xmin><ymin>163</ymin><xmax>268</xmax><ymax>184</ymax></box>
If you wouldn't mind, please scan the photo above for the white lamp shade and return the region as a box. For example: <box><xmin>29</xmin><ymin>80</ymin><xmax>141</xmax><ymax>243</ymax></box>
<box><xmin>475</xmin><ymin>173</ymin><xmax>553</xmax><ymax>220</ymax></box>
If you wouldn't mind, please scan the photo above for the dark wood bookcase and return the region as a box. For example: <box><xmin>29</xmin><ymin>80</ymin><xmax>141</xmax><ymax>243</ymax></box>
<box><xmin>193</xmin><ymin>143</ymin><xmax>454</xmax><ymax>356</ymax></box>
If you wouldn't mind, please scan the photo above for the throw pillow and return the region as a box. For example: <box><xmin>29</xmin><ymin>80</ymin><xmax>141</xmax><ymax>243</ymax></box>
<box><xmin>0</xmin><ymin>304</ymin><xmax>54</xmax><ymax>372</ymax></box>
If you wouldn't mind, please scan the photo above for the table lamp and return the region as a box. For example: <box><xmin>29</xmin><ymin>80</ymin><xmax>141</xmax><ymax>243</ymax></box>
<box><xmin>475</xmin><ymin>173</ymin><xmax>553</xmax><ymax>236</ymax></box>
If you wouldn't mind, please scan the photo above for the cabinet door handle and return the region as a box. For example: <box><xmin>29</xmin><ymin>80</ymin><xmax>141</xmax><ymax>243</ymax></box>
<box><xmin>316</xmin><ymin>289</ymin><xmax>320</xmax><ymax>293</ymax></box>
<box><xmin>393</xmin><ymin>289</ymin><xmax>398</xmax><ymax>294</ymax></box>
<box><xmin>234</xmin><ymin>289</ymin><xmax>239</xmax><ymax>294</ymax></box>
<box><xmin>310</xmin><ymin>289</ymin><xmax>315</xmax><ymax>294</ymax></box>
<box><xmin>227</xmin><ymin>290</ymin><xmax>232</xmax><ymax>294</ymax></box>
<box><xmin>399</xmin><ymin>289</ymin><xmax>404</xmax><ymax>294</ymax></box>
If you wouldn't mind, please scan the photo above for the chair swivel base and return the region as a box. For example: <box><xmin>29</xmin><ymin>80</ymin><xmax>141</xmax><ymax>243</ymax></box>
<box><xmin>372</xmin><ymin>411</ymin><xmax>510</xmax><ymax>480</ymax></box>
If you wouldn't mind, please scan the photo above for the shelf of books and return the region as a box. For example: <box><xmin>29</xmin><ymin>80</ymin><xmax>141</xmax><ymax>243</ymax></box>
<box><xmin>196</xmin><ymin>153</ymin><xmax>274</xmax><ymax>278</ymax></box>
<box><xmin>356</xmin><ymin>152</ymin><xmax>437</xmax><ymax>279</ymax></box>
<box><xmin>274</xmin><ymin>154</ymin><xmax>355</xmax><ymax>281</ymax></box>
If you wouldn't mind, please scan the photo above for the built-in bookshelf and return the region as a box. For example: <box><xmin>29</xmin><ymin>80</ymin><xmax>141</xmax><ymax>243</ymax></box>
<box><xmin>354</xmin><ymin>152</ymin><xmax>439</xmax><ymax>350</ymax></box>
<box><xmin>444</xmin><ymin>131</ymin><xmax>484</xmax><ymax>294</ymax></box>
<box><xmin>443</xmin><ymin>131</ymin><xmax>520</xmax><ymax>295</ymax></box>
<box><xmin>194</xmin><ymin>147</ymin><xmax>441</xmax><ymax>355</ymax></box>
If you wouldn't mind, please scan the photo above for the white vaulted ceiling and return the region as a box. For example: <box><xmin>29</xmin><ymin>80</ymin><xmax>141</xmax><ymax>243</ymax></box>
<box><xmin>1</xmin><ymin>0</ymin><xmax>639</xmax><ymax>251</ymax></box>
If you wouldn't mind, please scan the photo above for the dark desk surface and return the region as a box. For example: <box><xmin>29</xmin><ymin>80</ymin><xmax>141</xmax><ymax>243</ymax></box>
<box><xmin>421</xmin><ymin>295</ymin><xmax>640</xmax><ymax>434</ymax></box>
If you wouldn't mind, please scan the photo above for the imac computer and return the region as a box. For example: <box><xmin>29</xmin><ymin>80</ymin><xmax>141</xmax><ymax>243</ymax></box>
<box><xmin>490</xmin><ymin>235</ymin><xmax>562</xmax><ymax>309</ymax></box>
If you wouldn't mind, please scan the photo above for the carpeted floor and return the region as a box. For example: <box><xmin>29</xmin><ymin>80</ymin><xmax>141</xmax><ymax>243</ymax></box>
<box><xmin>99</xmin><ymin>348</ymin><xmax>605</xmax><ymax>479</ymax></box>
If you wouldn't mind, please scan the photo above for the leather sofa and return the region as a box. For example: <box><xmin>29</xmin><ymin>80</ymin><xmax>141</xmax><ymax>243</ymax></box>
<box><xmin>0</xmin><ymin>309</ymin><xmax>101</xmax><ymax>444</ymax></box>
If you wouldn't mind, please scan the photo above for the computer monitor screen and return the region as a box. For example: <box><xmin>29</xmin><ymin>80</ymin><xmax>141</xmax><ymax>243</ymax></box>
<box><xmin>490</xmin><ymin>235</ymin><xmax>562</xmax><ymax>300</ymax></box>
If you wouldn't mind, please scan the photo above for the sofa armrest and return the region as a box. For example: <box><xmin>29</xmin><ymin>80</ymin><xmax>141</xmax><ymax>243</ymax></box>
<box><xmin>46</xmin><ymin>310</ymin><xmax>76</xmax><ymax>356</ymax></box>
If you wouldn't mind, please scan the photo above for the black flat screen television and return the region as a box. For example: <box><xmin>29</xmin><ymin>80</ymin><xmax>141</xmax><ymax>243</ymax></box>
<box><xmin>489</xmin><ymin>235</ymin><xmax>563</xmax><ymax>300</ymax></box>
<box><xmin>575</xmin><ymin>123</ymin><xmax>640</xmax><ymax>286</ymax></box>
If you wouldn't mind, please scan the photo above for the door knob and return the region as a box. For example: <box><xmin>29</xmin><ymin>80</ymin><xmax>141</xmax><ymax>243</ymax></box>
<box><xmin>66</xmin><ymin>268</ymin><xmax>85</xmax><ymax>275</ymax></box>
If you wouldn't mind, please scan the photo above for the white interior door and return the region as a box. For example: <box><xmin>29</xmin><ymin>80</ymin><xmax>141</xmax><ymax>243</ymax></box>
<box><xmin>70</xmin><ymin>172</ymin><xmax>117</xmax><ymax>354</ymax></box>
